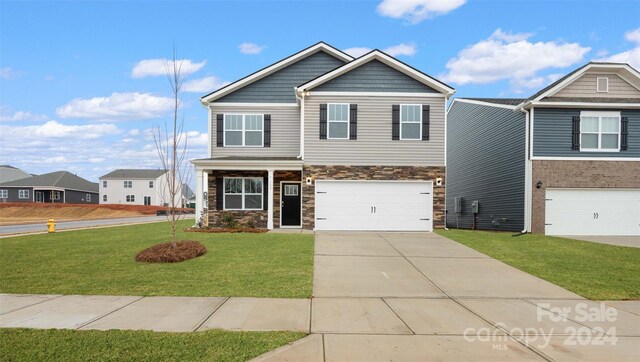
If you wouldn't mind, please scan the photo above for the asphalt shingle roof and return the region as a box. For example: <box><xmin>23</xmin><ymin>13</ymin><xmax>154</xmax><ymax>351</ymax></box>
<box><xmin>463</xmin><ymin>98</ymin><xmax>527</xmax><ymax>106</ymax></box>
<box><xmin>100</xmin><ymin>169</ymin><xmax>167</xmax><ymax>179</ymax></box>
<box><xmin>0</xmin><ymin>171</ymin><xmax>98</xmax><ymax>192</ymax></box>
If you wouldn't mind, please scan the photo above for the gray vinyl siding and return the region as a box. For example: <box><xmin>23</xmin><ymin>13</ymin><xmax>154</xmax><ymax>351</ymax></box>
<box><xmin>0</xmin><ymin>187</ymin><xmax>33</xmax><ymax>202</ymax></box>
<box><xmin>210</xmin><ymin>105</ymin><xmax>300</xmax><ymax>157</ymax></box>
<box><xmin>216</xmin><ymin>51</ymin><xmax>345</xmax><ymax>103</ymax></box>
<box><xmin>65</xmin><ymin>190</ymin><xmax>99</xmax><ymax>204</ymax></box>
<box><xmin>532</xmin><ymin>108</ymin><xmax>640</xmax><ymax>157</ymax></box>
<box><xmin>446</xmin><ymin>101</ymin><xmax>525</xmax><ymax>231</ymax></box>
<box><xmin>551</xmin><ymin>73</ymin><xmax>640</xmax><ymax>99</ymax></box>
<box><xmin>304</xmin><ymin>95</ymin><xmax>445</xmax><ymax>166</ymax></box>
<box><xmin>313</xmin><ymin>60</ymin><xmax>439</xmax><ymax>93</ymax></box>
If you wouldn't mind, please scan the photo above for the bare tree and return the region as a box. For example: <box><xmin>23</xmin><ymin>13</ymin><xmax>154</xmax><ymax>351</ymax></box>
<box><xmin>153</xmin><ymin>47</ymin><xmax>191</xmax><ymax>247</ymax></box>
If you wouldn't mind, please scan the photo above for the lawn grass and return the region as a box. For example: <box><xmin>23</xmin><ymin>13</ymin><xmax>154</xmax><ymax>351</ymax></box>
<box><xmin>0</xmin><ymin>220</ymin><xmax>313</xmax><ymax>298</ymax></box>
<box><xmin>436</xmin><ymin>229</ymin><xmax>640</xmax><ymax>300</ymax></box>
<box><xmin>0</xmin><ymin>328</ymin><xmax>305</xmax><ymax>362</ymax></box>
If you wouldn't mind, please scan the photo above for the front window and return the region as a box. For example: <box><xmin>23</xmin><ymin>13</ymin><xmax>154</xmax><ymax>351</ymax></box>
<box><xmin>126</xmin><ymin>195</ymin><xmax>135</xmax><ymax>202</ymax></box>
<box><xmin>149</xmin><ymin>181</ymin><xmax>154</xmax><ymax>188</ymax></box>
<box><xmin>400</xmin><ymin>104</ymin><xmax>421</xmax><ymax>140</ymax></box>
<box><xmin>328</xmin><ymin>104</ymin><xmax>349</xmax><ymax>139</ymax></box>
<box><xmin>224</xmin><ymin>114</ymin><xmax>263</xmax><ymax>146</ymax></box>
<box><xmin>103</xmin><ymin>181</ymin><xmax>107</xmax><ymax>188</ymax></box>
<box><xmin>0</xmin><ymin>190</ymin><xmax>7</xmax><ymax>198</ymax></box>
<box><xmin>52</xmin><ymin>191</ymin><xmax>61</xmax><ymax>200</ymax></box>
<box><xmin>18</xmin><ymin>189</ymin><xmax>29</xmax><ymax>199</ymax></box>
<box><xmin>224</xmin><ymin>177</ymin><xmax>263</xmax><ymax>210</ymax></box>
<box><xmin>86</xmin><ymin>194</ymin><xmax>91</xmax><ymax>202</ymax></box>
<box><xmin>124</xmin><ymin>180</ymin><xmax>132</xmax><ymax>188</ymax></box>
<box><xmin>580</xmin><ymin>112</ymin><xmax>620</xmax><ymax>151</ymax></box>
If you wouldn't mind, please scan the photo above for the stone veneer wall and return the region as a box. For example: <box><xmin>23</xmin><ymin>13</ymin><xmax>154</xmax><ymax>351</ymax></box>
<box><xmin>207</xmin><ymin>170</ymin><xmax>301</xmax><ymax>228</ymax></box>
<box><xmin>302</xmin><ymin>165</ymin><xmax>446</xmax><ymax>229</ymax></box>
<box><xmin>531</xmin><ymin>160</ymin><xmax>640</xmax><ymax>234</ymax></box>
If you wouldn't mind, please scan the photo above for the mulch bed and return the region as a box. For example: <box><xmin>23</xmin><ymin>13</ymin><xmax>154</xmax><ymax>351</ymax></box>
<box><xmin>183</xmin><ymin>227</ymin><xmax>268</xmax><ymax>233</ymax></box>
<box><xmin>135</xmin><ymin>240</ymin><xmax>207</xmax><ymax>263</ymax></box>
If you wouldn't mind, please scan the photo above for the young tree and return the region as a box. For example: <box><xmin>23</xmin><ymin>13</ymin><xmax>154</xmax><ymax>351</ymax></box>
<box><xmin>153</xmin><ymin>47</ymin><xmax>191</xmax><ymax>247</ymax></box>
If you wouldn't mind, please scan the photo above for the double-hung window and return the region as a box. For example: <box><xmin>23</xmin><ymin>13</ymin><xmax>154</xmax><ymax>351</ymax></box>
<box><xmin>400</xmin><ymin>104</ymin><xmax>421</xmax><ymax>140</ymax></box>
<box><xmin>580</xmin><ymin>111</ymin><xmax>620</xmax><ymax>151</ymax></box>
<box><xmin>126</xmin><ymin>195</ymin><xmax>135</xmax><ymax>202</ymax></box>
<box><xmin>0</xmin><ymin>190</ymin><xmax>7</xmax><ymax>198</ymax></box>
<box><xmin>149</xmin><ymin>181</ymin><xmax>154</xmax><ymax>188</ymax></box>
<box><xmin>103</xmin><ymin>181</ymin><xmax>107</xmax><ymax>188</ymax></box>
<box><xmin>224</xmin><ymin>114</ymin><xmax>263</xmax><ymax>146</ymax></box>
<box><xmin>124</xmin><ymin>180</ymin><xmax>132</xmax><ymax>188</ymax></box>
<box><xmin>224</xmin><ymin>177</ymin><xmax>263</xmax><ymax>210</ymax></box>
<box><xmin>103</xmin><ymin>195</ymin><xmax>107</xmax><ymax>202</ymax></box>
<box><xmin>327</xmin><ymin>104</ymin><xmax>349</xmax><ymax>139</ymax></box>
<box><xmin>18</xmin><ymin>189</ymin><xmax>29</xmax><ymax>199</ymax></box>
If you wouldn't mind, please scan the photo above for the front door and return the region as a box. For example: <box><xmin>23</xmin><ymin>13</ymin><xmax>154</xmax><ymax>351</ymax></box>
<box><xmin>281</xmin><ymin>183</ymin><xmax>301</xmax><ymax>227</ymax></box>
<box><xmin>144</xmin><ymin>196</ymin><xmax>151</xmax><ymax>206</ymax></box>
<box><xmin>35</xmin><ymin>191</ymin><xmax>44</xmax><ymax>203</ymax></box>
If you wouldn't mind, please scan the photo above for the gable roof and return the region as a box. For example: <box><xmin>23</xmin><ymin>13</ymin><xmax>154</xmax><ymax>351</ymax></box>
<box><xmin>464</xmin><ymin>98</ymin><xmax>527</xmax><ymax>106</ymax></box>
<box><xmin>201</xmin><ymin>42</ymin><xmax>353</xmax><ymax>104</ymax></box>
<box><xmin>297</xmin><ymin>49</ymin><xmax>455</xmax><ymax>96</ymax></box>
<box><xmin>0</xmin><ymin>171</ymin><xmax>98</xmax><ymax>193</ymax></box>
<box><xmin>0</xmin><ymin>165</ymin><xmax>32</xmax><ymax>183</ymax></box>
<box><xmin>100</xmin><ymin>169</ymin><xmax>167</xmax><ymax>179</ymax></box>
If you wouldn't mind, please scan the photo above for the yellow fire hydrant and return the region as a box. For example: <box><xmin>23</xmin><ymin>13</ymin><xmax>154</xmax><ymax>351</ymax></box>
<box><xmin>47</xmin><ymin>218</ymin><xmax>56</xmax><ymax>233</ymax></box>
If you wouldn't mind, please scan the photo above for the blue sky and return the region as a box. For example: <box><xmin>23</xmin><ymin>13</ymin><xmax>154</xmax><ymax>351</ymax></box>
<box><xmin>1</xmin><ymin>0</ymin><xmax>639</xmax><ymax>184</ymax></box>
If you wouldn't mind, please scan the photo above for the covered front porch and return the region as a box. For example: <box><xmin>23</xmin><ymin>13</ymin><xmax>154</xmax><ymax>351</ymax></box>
<box><xmin>192</xmin><ymin>157</ymin><xmax>304</xmax><ymax>230</ymax></box>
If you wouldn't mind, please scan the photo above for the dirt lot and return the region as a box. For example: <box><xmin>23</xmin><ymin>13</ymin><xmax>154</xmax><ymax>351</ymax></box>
<box><xmin>0</xmin><ymin>203</ymin><xmax>191</xmax><ymax>226</ymax></box>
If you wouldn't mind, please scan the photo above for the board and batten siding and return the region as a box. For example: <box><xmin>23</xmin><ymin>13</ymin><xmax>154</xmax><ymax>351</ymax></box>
<box><xmin>303</xmin><ymin>95</ymin><xmax>445</xmax><ymax>166</ymax></box>
<box><xmin>445</xmin><ymin>101</ymin><xmax>526</xmax><ymax>231</ymax></box>
<box><xmin>532</xmin><ymin>108</ymin><xmax>640</xmax><ymax>158</ymax></box>
<box><xmin>210</xmin><ymin>104</ymin><xmax>300</xmax><ymax>158</ymax></box>
<box><xmin>216</xmin><ymin>51</ymin><xmax>346</xmax><ymax>103</ymax></box>
<box><xmin>313</xmin><ymin>60</ymin><xmax>439</xmax><ymax>93</ymax></box>
<box><xmin>550</xmin><ymin>73</ymin><xmax>640</xmax><ymax>99</ymax></box>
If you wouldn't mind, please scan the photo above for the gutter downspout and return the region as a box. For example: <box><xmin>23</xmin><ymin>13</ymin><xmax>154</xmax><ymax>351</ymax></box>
<box><xmin>294</xmin><ymin>87</ymin><xmax>304</xmax><ymax>160</ymax></box>
<box><xmin>518</xmin><ymin>106</ymin><xmax>531</xmax><ymax>235</ymax></box>
<box><xmin>443</xmin><ymin>93</ymin><xmax>454</xmax><ymax>231</ymax></box>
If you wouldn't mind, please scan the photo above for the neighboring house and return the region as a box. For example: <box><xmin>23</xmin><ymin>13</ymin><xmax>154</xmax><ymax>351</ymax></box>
<box><xmin>446</xmin><ymin>62</ymin><xmax>640</xmax><ymax>236</ymax></box>
<box><xmin>192</xmin><ymin>42</ymin><xmax>454</xmax><ymax>231</ymax></box>
<box><xmin>0</xmin><ymin>165</ymin><xmax>32</xmax><ymax>184</ymax></box>
<box><xmin>0</xmin><ymin>171</ymin><xmax>98</xmax><ymax>203</ymax></box>
<box><xmin>99</xmin><ymin>169</ymin><xmax>181</xmax><ymax>206</ymax></box>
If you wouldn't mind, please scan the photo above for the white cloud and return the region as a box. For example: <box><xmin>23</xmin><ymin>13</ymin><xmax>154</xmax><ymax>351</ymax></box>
<box><xmin>0</xmin><ymin>120</ymin><xmax>119</xmax><ymax>140</ymax></box>
<box><xmin>0</xmin><ymin>109</ymin><xmax>49</xmax><ymax>122</ymax></box>
<box><xmin>0</xmin><ymin>67</ymin><xmax>22</xmax><ymax>80</ymax></box>
<box><xmin>131</xmin><ymin>59</ymin><xmax>206</xmax><ymax>78</ymax></box>
<box><xmin>239</xmin><ymin>42</ymin><xmax>265</xmax><ymax>55</ymax></box>
<box><xmin>127</xmin><ymin>128</ymin><xmax>141</xmax><ymax>136</ymax></box>
<box><xmin>183</xmin><ymin>76</ymin><xmax>230</xmax><ymax>93</ymax></box>
<box><xmin>377</xmin><ymin>0</ymin><xmax>466</xmax><ymax>23</ymax></box>
<box><xmin>441</xmin><ymin>29</ymin><xmax>590</xmax><ymax>91</ymax></box>
<box><xmin>343</xmin><ymin>43</ymin><xmax>417</xmax><ymax>58</ymax></box>
<box><xmin>596</xmin><ymin>27</ymin><xmax>640</xmax><ymax>69</ymax></box>
<box><xmin>56</xmin><ymin>92</ymin><xmax>173</xmax><ymax>121</ymax></box>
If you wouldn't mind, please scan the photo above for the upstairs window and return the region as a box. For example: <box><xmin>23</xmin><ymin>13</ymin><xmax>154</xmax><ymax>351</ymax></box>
<box><xmin>580</xmin><ymin>111</ymin><xmax>620</xmax><ymax>151</ymax></box>
<box><xmin>223</xmin><ymin>177</ymin><xmax>263</xmax><ymax>210</ymax></box>
<box><xmin>224</xmin><ymin>114</ymin><xmax>263</xmax><ymax>147</ymax></box>
<box><xmin>400</xmin><ymin>104</ymin><xmax>421</xmax><ymax>140</ymax></box>
<box><xmin>597</xmin><ymin>77</ymin><xmax>609</xmax><ymax>93</ymax></box>
<box><xmin>103</xmin><ymin>181</ymin><xmax>107</xmax><ymax>188</ymax></box>
<box><xmin>124</xmin><ymin>180</ymin><xmax>132</xmax><ymax>188</ymax></box>
<box><xmin>328</xmin><ymin>104</ymin><xmax>349</xmax><ymax>139</ymax></box>
<box><xmin>149</xmin><ymin>181</ymin><xmax>154</xmax><ymax>188</ymax></box>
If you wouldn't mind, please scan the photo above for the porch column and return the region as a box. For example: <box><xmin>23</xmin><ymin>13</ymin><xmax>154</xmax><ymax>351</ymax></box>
<box><xmin>267</xmin><ymin>169</ymin><xmax>274</xmax><ymax>230</ymax></box>
<box><xmin>195</xmin><ymin>168</ymin><xmax>205</xmax><ymax>225</ymax></box>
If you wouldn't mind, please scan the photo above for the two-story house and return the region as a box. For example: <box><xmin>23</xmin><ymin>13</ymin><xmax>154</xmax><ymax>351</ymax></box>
<box><xmin>192</xmin><ymin>42</ymin><xmax>454</xmax><ymax>231</ymax></box>
<box><xmin>446</xmin><ymin>62</ymin><xmax>640</xmax><ymax>236</ymax></box>
<box><xmin>99</xmin><ymin>169</ymin><xmax>182</xmax><ymax>207</ymax></box>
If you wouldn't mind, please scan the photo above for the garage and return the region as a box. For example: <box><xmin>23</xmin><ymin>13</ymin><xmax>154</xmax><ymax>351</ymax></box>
<box><xmin>314</xmin><ymin>180</ymin><xmax>433</xmax><ymax>231</ymax></box>
<box><xmin>545</xmin><ymin>188</ymin><xmax>640</xmax><ymax>236</ymax></box>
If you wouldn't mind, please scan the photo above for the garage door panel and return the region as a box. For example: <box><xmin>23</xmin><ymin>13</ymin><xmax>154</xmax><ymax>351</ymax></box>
<box><xmin>315</xmin><ymin>181</ymin><xmax>433</xmax><ymax>231</ymax></box>
<box><xmin>545</xmin><ymin>189</ymin><xmax>640</xmax><ymax>236</ymax></box>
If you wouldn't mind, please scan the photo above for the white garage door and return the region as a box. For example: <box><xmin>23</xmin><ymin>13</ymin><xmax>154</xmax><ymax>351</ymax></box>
<box><xmin>545</xmin><ymin>188</ymin><xmax>640</xmax><ymax>236</ymax></box>
<box><xmin>315</xmin><ymin>180</ymin><xmax>433</xmax><ymax>231</ymax></box>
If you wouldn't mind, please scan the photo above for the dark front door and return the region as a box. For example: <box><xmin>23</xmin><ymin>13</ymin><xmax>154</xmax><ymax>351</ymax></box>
<box><xmin>281</xmin><ymin>183</ymin><xmax>301</xmax><ymax>226</ymax></box>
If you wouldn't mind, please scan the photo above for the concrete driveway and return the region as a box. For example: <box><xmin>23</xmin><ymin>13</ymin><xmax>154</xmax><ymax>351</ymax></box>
<box><xmin>257</xmin><ymin>231</ymin><xmax>639</xmax><ymax>361</ymax></box>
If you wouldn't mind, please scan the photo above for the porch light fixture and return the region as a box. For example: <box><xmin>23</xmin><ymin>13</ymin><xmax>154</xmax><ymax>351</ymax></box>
<box><xmin>536</xmin><ymin>181</ymin><xmax>543</xmax><ymax>189</ymax></box>
<box><xmin>306</xmin><ymin>176</ymin><xmax>313</xmax><ymax>185</ymax></box>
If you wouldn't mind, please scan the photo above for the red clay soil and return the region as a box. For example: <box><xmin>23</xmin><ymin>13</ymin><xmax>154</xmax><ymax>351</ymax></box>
<box><xmin>135</xmin><ymin>240</ymin><xmax>207</xmax><ymax>263</ymax></box>
<box><xmin>184</xmin><ymin>227</ymin><xmax>268</xmax><ymax>233</ymax></box>
<box><xmin>0</xmin><ymin>202</ymin><xmax>191</xmax><ymax>215</ymax></box>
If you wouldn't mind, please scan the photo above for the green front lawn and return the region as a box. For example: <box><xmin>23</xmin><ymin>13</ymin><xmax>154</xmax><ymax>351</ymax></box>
<box><xmin>0</xmin><ymin>220</ymin><xmax>313</xmax><ymax>298</ymax></box>
<box><xmin>436</xmin><ymin>229</ymin><xmax>640</xmax><ymax>300</ymax></box>
<box><xmin>0</xmin><ymin>329</ymin><xmax>305</xmax><ymax>362</ymax></box>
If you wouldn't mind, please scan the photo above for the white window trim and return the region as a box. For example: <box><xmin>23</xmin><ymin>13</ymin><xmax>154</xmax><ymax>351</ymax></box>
<box><xmin>327</xmin><ymin>103</ymin><xmax>350</xmax><ymax>140</ymax></box>
<box><xmin>596</xmin><ymin>77</ymin><xmax>609</xmax><ymax>93</ymax></box>
<box><xmin>399</xmin><ymin>104</ymin><xmax>422</xmax><ymax>140</ymax></box>
<box><xmin>223</xmin><ymin>114</ymin><xmax>264</xmax><ymax>147</ymax></box>
<box><xmin>579</xmin><ymin>111</ymin><xmax>621</xmax><ymax>152</ymax></box>
<box><xmin>149</xmin><ymin>181</ymin><xmax>154</xmax><ymax>188</ymax></box>
<box><xmin>284</xmin><ymin>184</ymin><xmax>299</xmax><ymax>196</ymax></box>
<box><xmin>223</xmin><ymin>177</ymin><xmax>264</xmax><ymax>210</ymax></box>
<box><xmin>0</xmin><ymin>190</ymin><xmax>7</xmax><ymax>198</ymax></box>
<box><xmin>103</xmin><ymin>195</ymin><xmax>107</xmax><ymax>202</ymax></box>
<box><xmin>124</xmin><ymin>180</ymin><xmax>132</xmax><ymax>188</ymax></box>
<box><xmin>18</xmin><ymin>189</ymin><xmax>29</xmax><ymax>199</ymax></box>
<box><xmin>86</xmin><ymin>194</ymin><xmax>91</xmax><ymax>202</ymax></box>
<box><xmin>126</xmin><ymin>195</ymin><xmax>135</xmax><ymax>202</ymax></box>
<box><xmin>52</xmin><ymin>191</ymin><xmax>61</xmax><ymax>201</ymax></box>
<box><xmin>103</xmin><ymin>181</ymin><xmax>107</xmax><ymax>188</ymax></box>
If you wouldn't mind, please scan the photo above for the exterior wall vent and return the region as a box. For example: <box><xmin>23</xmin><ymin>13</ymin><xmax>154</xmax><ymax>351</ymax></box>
<box><xmin>597</xmin><ymin>77</ymin><xmax>609</xmax><ymax>93</ymax></box>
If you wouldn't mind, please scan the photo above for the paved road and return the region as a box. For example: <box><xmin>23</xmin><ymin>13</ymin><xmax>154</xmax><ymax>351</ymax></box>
<box><xmin>0</xmin><ymin>215</ymin><xmax>194</xmax><ymax>235</ymax></box>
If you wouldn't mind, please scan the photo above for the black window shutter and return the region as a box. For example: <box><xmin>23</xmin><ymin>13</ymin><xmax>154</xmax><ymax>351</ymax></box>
<box><xmin>263</xmin><ymin>176</ymin><xmax>268</xmax><ymax>211</ymax></box>
<box><xmin>349</xmin><ymin>104</ymin><xmax>357</xmax><ymax>140</ymax></box>
<box><xmin>422</xmin><ymin>105</ymin><xmax>430</xmax><ymax>141</ymax></box>
<box><xmin>621</xmin><ymin>116</ymin><xmax>629</xmax><ymax>151</ymax></box>
<box><xmin>572</xmin><ymin>115</ymin><xmax>580</xmax><ymax>150</ymax></box>
<box><xmin>216</xmin><ymin>114</ymin><xmax>224</xmax><ymax>147</ymax></box>
<box><xmin>319</xmin><ymin>104</ymin><xmax>327</xmax><ymax>139</ymax></box>
<box><xmin>215</xmin><ymin>177</ymin><xmax>223</xmax><ymax>210</ymax></box>
<box><xmin>392</xmin><ymin>105</ymin><xmax>400</xmax><ymax>140</ymax></box>
<box><xmin>264</xmin><ymin>114</ymin><xmax>271</xmax><ymax>147</ymax></box>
